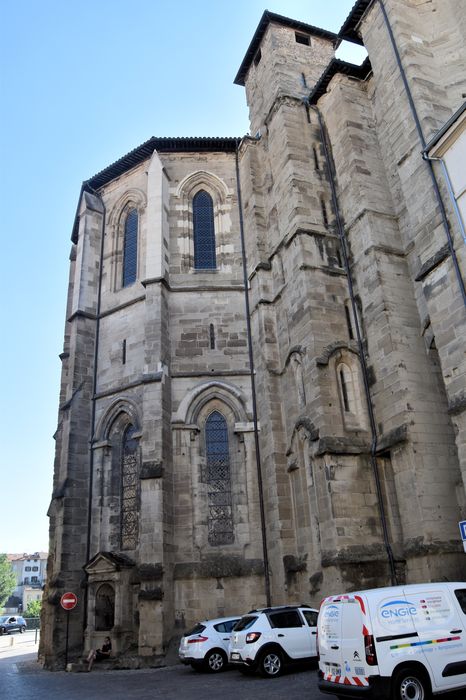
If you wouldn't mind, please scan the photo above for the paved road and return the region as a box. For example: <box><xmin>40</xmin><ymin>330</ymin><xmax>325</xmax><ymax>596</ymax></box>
<box><xmin>1</xmin><ymin>632</ymin><xmax>465</xmax><ymax>700</ymax></box>
<box><xmin>0</xmin><ymin>632</ymin><xmax>326</xmax><ymax>700</ymax></box>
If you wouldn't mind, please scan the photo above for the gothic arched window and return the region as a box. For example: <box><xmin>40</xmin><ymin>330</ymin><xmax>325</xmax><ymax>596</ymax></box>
<box><xmin>205</xmin><ymin>411</ymin><xmax>233</xmax><ymax>545</ymax></box>
<box><xmin>95</xmin><ymin>583</ymin><xmax>115</xmax><ymax>631</ymax></box>
<box><xmin>120</xmin><ymin>425</ymin><xmax>139</xmax><ymax>550</ymax></box>
<box><xmin>193</xmin><ymin>190</ymin><xmax>216</xmax><ymax>269</ymax></box>
<box><xmin>123</xmin><ymin>208</ymin><xmax>138</xmax><ymax>286</ymax></box>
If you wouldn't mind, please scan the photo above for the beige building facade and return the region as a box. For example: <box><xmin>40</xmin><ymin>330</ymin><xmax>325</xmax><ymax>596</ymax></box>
<box><xmin>41</xmin><ymin>0</ymin><xmax>466</xmax><ymax>669</ymax></box>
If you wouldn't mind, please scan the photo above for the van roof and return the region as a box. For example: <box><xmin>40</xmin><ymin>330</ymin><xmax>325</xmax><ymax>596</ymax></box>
<box><xmin>326</xmin><ymin>582</ymin><xmax>466</xmax><ymax>599</ymax></box>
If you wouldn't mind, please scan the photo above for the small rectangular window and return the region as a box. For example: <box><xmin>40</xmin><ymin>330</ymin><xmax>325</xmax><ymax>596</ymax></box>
<box><xmin>295</xmin><ymin>32</ymin><xmax>310</xmax><ymax>46</ymax></box>
<box><xmin>122</xmin><ymin>339</ymin><xmax>126</xmax><ymax>365</ymax></box>
<box><xmin>254</xmin><ymin>49</ymin><xmax>262</xmax><ymax>66</ymax></box>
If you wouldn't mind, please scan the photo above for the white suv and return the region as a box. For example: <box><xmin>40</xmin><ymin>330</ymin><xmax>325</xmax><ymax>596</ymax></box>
<box><xmin>179</xmin><ymin>615</ymin><xmax>241</xmax><ymax>673</ymax></box>
<box><xmin>229</xmin><ymin>605</ymin><xmax>318</xmax><ymax>677</ymax></box>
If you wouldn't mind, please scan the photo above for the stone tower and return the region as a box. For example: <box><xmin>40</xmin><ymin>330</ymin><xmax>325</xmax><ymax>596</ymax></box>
<box><xmin>41</xmin><ymin>2</ymin><xmax>466</xmax><ymax>669</ymax></box>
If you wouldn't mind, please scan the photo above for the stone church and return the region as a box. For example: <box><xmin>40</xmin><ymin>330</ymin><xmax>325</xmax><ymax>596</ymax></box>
<box><xmin>41</xmin><ymin>0</ymin><xmax>466</xmax><ymax>668</ymax></box>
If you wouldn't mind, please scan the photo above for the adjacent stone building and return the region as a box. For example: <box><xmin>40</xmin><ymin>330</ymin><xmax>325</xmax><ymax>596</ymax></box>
<box><xmin>41</xmin><ymin>0</ymin><xmax>466</xmax><ymax>669</ymax></box>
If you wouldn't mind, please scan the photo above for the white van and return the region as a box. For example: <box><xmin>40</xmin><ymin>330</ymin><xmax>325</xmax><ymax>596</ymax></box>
<box><xmin>318</xmin><ymin>582</ymin><xmax>466</xmax><ymax>699</ymax></box>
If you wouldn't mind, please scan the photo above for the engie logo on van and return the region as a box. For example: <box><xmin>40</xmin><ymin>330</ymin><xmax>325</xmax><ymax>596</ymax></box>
<box><xmin>380</xmin><ymin>600</ymin><xmax>417</xmax><ymax>620</ymax></box>
<box><xmin>323</xmin><ymin>605</ymin><xmax>340</xmax><ymax>618</ymax></box>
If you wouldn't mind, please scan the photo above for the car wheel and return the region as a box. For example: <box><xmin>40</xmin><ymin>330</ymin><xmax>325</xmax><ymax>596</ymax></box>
<box><xmin>205</xmin><ymin>649</ymin><xmax>227</xmax><ymax>673</ymax></box>
<box><xmin>392</xmin><ymin>667</ymin><xmax>431</xmax><ymax>700</ymax></box>
<box><xmin>259</xmin><ymin>649</ymin><xmax>283</xmax><ymax>678</ymax></box>
<box><xmin>20</xmin><ymin>626</ymin><xmax>26</xmax><ymax>634</ymax></box>
<box><xmin>0</xmin><ymin>628</ymin><xmax>3</xmax><ymax>636</ymax></box>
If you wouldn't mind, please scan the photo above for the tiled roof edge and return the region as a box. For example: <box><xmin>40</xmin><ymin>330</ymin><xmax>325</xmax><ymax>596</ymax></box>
<box><xmin>71</xmin><ymin>136</ymin><xmax>240</xmax><ymax>242</ymax></box>
<box><xmin>338</xmin><ymin>0</ymin><xmax>375</xmax><ymax>45</ymax></box>
<box><xmin>308</xmin><ymin>56</ymin><xmax>372</xmax><ymax>105</ymax></box>
<box><xmin>234</xmin><ymin>9</ymin><xmax>338</xmax><ymax>86</ymax></box>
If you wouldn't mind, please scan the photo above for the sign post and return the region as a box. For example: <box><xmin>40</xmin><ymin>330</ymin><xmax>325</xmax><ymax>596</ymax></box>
<box><xmin>60</xmin><ymin>592</ymin><xmax>78</xmax><ymax>670</ymax></box>
<box><xmin>459</xmin><ymin>521</ymin><xmax>466</xmax><ymax>553</ymax></box>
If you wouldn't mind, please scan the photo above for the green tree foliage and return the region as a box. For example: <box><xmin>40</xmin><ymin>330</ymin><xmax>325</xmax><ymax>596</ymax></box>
<box><xmin>23</xmin><ymin>599</ymin><xmax>42</xmax><ymax>618</ymax></box>
<box><xmin>0</xmin><ymin>554</ymin><xmax>16</xmax><ymax>608</ymax></box>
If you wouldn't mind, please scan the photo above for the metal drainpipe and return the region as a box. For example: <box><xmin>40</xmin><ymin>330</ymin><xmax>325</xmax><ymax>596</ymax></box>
<box><xmin>311</xmin><ymin>105</ymin><xmax>398</xmax><ymax>586</ymax></box>
<box><xmin>377</xmin><ymin>0</ymin><xmax>466</xmax><ymax>308</ymax></box>
<box><xmin>235</xmin><ymin>138</ymin><xmax>272</xmax><ymax>607</ymax></box>
<box><xmin>81</xmin><ymin>182</ymin><xmax>106</xmax><ymax>634</ymax></box>
<box><xmin>422</xmin><ymin>154</ymin><xmax>466</xmax><ymax>247</ymax></box>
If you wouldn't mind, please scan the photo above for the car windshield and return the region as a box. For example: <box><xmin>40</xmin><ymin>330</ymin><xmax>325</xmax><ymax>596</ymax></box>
<box><xmin>233</xmin><ymin>615</ymin><xmax>258</xmax><ymax>631</ymax></box>
<box><xmin>0</xmin><ymin>616</ymin><xmax>10</xmax><ymax>623</ymax></box>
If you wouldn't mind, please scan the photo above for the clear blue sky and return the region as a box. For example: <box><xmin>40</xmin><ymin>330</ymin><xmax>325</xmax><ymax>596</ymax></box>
<box><xmin>0</xmin><ymin>1</ymin><xmax>365</xmax><ymax>554</ymax></box>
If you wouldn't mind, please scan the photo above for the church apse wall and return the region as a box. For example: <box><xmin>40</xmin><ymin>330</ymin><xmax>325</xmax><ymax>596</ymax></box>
<box><xmin>41</xmin><ymin>1</ymin><xmax>466</xmax><ymax>669</ymax></box>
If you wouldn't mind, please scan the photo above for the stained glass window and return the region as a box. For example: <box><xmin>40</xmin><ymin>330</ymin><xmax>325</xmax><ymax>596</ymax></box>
<box><xmin>205</xmin><ymin>411</ymin><xmax>234</xmax><ymax>545</ymax></box>
<box><xmin>123</xmin><ymin>208</ymin><xmax>138</xmax><ymax>286</ymax></box>
<box><xmin>193</xmin><ymin>190</ymin><xmax>216</xmax><ymax>269</ymax></box>
<box><xmin>121</xmin><ymin>425</ymin><xmax>139</xmax><ymax>549</ymax></box>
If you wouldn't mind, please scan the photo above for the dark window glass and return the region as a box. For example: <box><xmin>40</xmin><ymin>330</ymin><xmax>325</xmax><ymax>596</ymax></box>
<box><xmin>345</xmin><ymin>304</ymin><xmax>354</xmax><ymax>340</ymax></box>
<box><xmin>268</xmin><ymin>610</ymin><xmax>303</xmax><ymax>628</ymax></box>
<box><xmin>25</xmin><ymin>566</ymin><xmax>31</xmax><ymax>571</ymax></box>
<box><xmin>254</xmin><ymin>49</ymin><xmax>262</xmax><ymax>66</ymax></box>
<box><xmin>214</xmin><ymin>619</ymin><xmax>240</xmax><ymax>633</ymax></box>
<box><xmin>321</xmin><ymin>198</ymin><xmax>329</xmax><ymax>227</ymax></box>
<box><xmin>295</xmin><ymin>32</ymin><xmax>310</xmax><ymax>46</ymax></box>
<box><xmin>340</xmin><ymin>369</ymin><xmax>350</xmax><ymax>412</ymax></box>
<box><xmin>455</xmin><ymin>589</ymin><xmax>466</xmax><ymax>614</ymax></box>
<box><xmin>302</xmin><ymin>610</ymin><xmax>318</xmax><ymax>627</ymax></box>
<box><xmin>193</xmin><ymin>190</ymin><xmax>216</xmax><ymax>269</ymax></box>
<box><xmin>121</xmin><ymin>425</ymin><xmax>139</xmax><ymax>549</ymax></box>
<box><xmin>123</xmin><ymin>208</ymin><xmax>138</xmax><ymax>286</ymax></box>
<box><xmin>205</xmin><ymin>411</ymin><xmax>234</xmax><ymax>545</ymax></box>
<box><xmin>32</xmin><ymin>566</ymin><xmax>38</xmax><ymax>571</ymax></box>
<box><xmin>95</xmin><ymin>583</ymin><xmax>115</xmax><ymax>631</ymax></box>
<box><xmin>184</xmin><ymin>623</ymin><xmax>206</xmax><ymax>637</ymax></box>
<box><xmin>31</xmin><ymin>576</ymin><xmax>38</xmax><ymax>583</ymax></box>
<box><xmin>233</xmin><ymin>616</ymin><xmax>258</xmax><ymax>632</ymax></box>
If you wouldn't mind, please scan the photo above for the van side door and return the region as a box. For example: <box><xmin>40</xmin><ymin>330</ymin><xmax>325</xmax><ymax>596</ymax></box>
<box><xmin>405</xmin><ymin>586</ymin><xmax>466</xmax><ymax>692</ymax></box>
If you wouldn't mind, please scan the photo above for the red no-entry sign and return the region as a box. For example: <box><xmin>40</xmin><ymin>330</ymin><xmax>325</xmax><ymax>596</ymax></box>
<box><xmin>60</xmin><ymin>592</ymin><xmax>78</xmax><ymax>610</ymax></box>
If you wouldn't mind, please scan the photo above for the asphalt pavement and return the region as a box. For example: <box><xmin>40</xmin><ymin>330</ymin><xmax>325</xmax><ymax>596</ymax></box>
<box><xmin>2</xmin><ymin>633</ymin><xmax>465</xmax><ymax>700</ymax></box>
<box><xmin>0</xmin><ymin>631</ymin><xmax>325</xmax><ymax>700</ymax></box>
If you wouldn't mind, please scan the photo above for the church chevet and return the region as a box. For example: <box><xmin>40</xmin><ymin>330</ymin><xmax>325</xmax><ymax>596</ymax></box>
<box><xmin>40</xmin><ymin>0</ymin><xmax>466</xmax><ymax>669</ymax></box>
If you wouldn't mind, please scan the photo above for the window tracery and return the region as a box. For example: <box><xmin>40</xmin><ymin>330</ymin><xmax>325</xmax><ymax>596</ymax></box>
<box><xmin>121</xmin><ymin>425</ymin><xmax>139</xmax><ymax>550</ymax></box>
<box><xmin>205</xmin><ymin>410</ymin><xmax>234</xmax><ymax>545</ymax></box>
<box><xmin>122</xmin><ymin>208</ymin><xmax>138</xmax><ymax>286</ymax></box>
<box><xmin>193</xmin><ymin>190</ymin><xmax>216</xmax><ymax>269</ymax></box>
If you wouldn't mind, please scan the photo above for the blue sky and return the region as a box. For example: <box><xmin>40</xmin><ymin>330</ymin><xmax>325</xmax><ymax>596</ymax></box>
<box><xmin>0</xmin><ymin>1</ymin><xmax>365</xmax><ymax>554</ymax></box>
